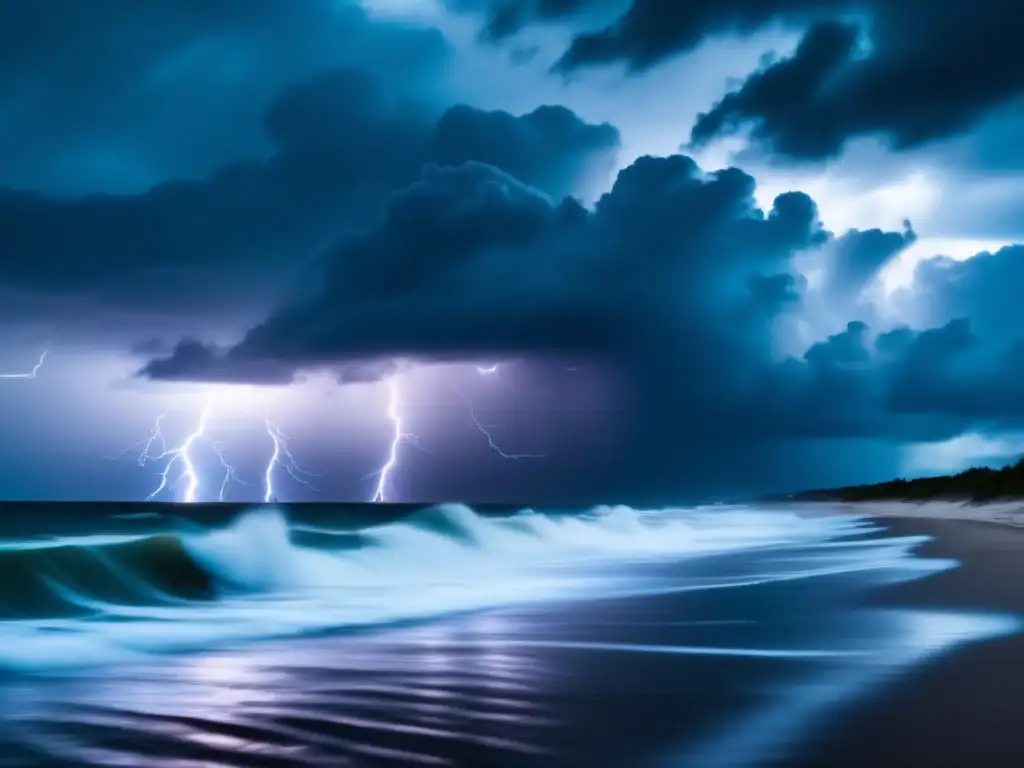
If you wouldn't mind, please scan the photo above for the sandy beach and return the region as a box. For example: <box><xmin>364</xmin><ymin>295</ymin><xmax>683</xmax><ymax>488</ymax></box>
<box><xmin>797</xmin><ymin>499</ymin><xmax>1024</xmax><ymax>527</ymax></box>
<box><xmin>788</xmin><ymin>509</ymin><xmax>1024</xmax><ymax>767</ymax></box>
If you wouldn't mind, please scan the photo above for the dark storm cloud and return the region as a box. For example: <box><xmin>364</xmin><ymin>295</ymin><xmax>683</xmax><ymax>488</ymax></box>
<box><xmin>138</xmin><ymin>338</ymin><xmax>295</xmax><ymax>385</ymax></box>
<box><xmin>141</xmin><ymin>155</ymin><xmax>825</xmax><ymax>383</ymax></box>
<box><xmin>553</xmin><ymin>0</ymin><xmax>844</xmax><ymax>73</ymax></box>
<box><xmin>453</xmin><ymin>0</ymin><xmax>1024</xmax><ymax>165</ymax></box>
<box><xmin>433</xmin><ymin>105</ymin><xmax>619</xmax><ymax>200</ymax></box>
<box><xmin>874</xmin><ymin>318</ymin><xmax>1024</xmax><ymax>427</ymax></box>
<box><xmin>823</xmin><ymin>221</ymin><xmax>916</xmax><ymax>302</ymax></box>
<box><xmin>141</xmin><ymin>151</ymin><xmax>1024</xmax><ymax>460</ymax></box>
<box><xmin>6</xmin><ymin>1</ymin><xmax>1022</xmax><ymax>502</ymax></box>
<box><xmin>138</xmin><ymin>337</ymin><xmax>403</xmax><ymax>386</ymax></box>
<box><xmin>0</xmin><ymin>0</ymin><xmax>450</xmax><ymax>195</ymax></box>
<box><xmin>448</xmin><ymin>0</ymin><xmax>847</xmax><ymax>67</ymax></box>
<box><xmin>908</xmin><ymin>245</ymin><xmax>1024</xmax><ymax>345</ymax></box>
<box><xmin>836</xmin><ymin>241</ymin><xmax>1024</xmax><ymax>428</ymax></box>
<box><xmin>686</xmin><ymin>2</ymin><xmax>1024</xmax><ymax>161</ymax></box>
<box><xmin>688</xmin><ymin>20</ymin><xmax>861</xmax><ymax>158</ymax></box>
<box><xmin>444</xmin><ymin>0</ymin><xmax>622</xmax><ymax>42</ymax></box>
<box><xmin>0</xmin><ymin>65</ymin><xmax>619</xmax><ymax>333</ymax></box>
<box><xmin>0</xmin><ymin>68</ymin><xmax>428</xmax><ymax>324</ymax></box>
<box><xmin>807</xmin><ymin>316</ymin><xmax>1024</xmax><ymax>432</ymax></box>
<box><xmin>725</xmin><ymin>313</ymin><xmax>1024</xmax><ymax>452</ymax></box>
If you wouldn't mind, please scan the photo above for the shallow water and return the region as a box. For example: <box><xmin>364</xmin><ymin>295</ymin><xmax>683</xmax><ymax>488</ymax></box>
<box><xmin>0</xmin><ymin>503</ymin><xmax>1016</xmax><ymax>766</ymax></box>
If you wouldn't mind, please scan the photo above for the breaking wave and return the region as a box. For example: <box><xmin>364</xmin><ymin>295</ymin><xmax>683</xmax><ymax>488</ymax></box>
<box><xmin>0</xmin><ymin>504</ymin><xmax>951</xmax><ymax>669</ymax></box>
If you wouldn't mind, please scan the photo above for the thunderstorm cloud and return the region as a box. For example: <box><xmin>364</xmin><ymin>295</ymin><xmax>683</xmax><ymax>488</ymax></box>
<box><xmin>0</xmin><ymin>0</ymin><xmax>1022</xmax><ymax>501</ymax></box>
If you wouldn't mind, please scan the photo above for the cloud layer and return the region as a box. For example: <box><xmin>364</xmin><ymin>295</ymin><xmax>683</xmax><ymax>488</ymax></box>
<box><xmin>136</xmin><ymin>143</ymin><xmax>1024</xmax><ymax>496</ymax></box>
<box><xmin>2</xmin><ymin>0</ymin><xmax>1022</xmax><ymax>501</ymax></box>
<box><xmin>454</xmin><ymin>0</ymin><xmax>1024</xmax><ymax>165</ymax></box>
<box><xmin>0</xmin><ymin>64</ymin><xmax>619</xmax><ymax>339</ymax></box>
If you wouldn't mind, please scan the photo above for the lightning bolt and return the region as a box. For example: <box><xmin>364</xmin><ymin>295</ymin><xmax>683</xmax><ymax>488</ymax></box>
<box><xmin>371</xmin><ymin>377</ymin><xmax>417</xmax><ymax>502</ymax></box>
<box><xmin>141</xmin><ymin>403</ymin><xmax>211</xmax><ymax>503</ymax></box>
<box><xmin>460</xmin><ymin>361</ymin><xmax>548</xmax><ymax>460</ymax></box>
<box><xmin>119</xmin><ymin>399</ymin><xmax>319</xmax><ymax>504</ymax></box>
<box><xmin>113</xmin><ymin>358</ymin><xmax>554</xmax><ymax>504</ymax></box>
<box><xmin>123</xmin><ymin>408</ymin><xmax>175</xmax><ymax>468</ymax></box>
<box><xmin>117</xmin><ymin>403</ymin><xmax>247</xmax><ymax>502</ymax></box>
<box><xmin>263</xmin><ymin>417</ymin><xmax>320</xmax><ymax>502</ymax></box>
<box><xmin>0</xmin><ymin>349</ymin><xmax>48</xmax><ymax>379</ymax></box>
<box><xmin>456</xmin><ymin>389</ymin><xmax>547</xmax><ymax>460</ymax></box>
<box><xmin>211</xmin><ymin>439</ymin><xmax>249</xmax><ymax>501</ymax></box>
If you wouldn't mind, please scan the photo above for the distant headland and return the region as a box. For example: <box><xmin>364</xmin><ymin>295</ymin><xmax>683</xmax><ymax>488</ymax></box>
<box><xmin>775</xmin><ymin>457</ymin><xmax>1024</xmax><ymax>503</ymax></box>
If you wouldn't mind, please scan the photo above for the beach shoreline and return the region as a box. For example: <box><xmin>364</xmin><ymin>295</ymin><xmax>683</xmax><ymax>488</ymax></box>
<box><xmin>778</xmin><ymin>498</ymin><xmax>1024</xmax><ymax>528</ymax></box>
<box><xmin>788</xmin><ymin>514</ymin><xmax>1024</xmax><ymax>767</ymax></box>
<box><xmin>2</xmin><ymin>503</ymin><xmax>1022</xmax><ymax>766</ymax></box>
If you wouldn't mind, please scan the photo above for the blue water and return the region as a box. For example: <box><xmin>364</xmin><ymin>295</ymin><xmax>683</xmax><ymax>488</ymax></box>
<box><xmin>0</xmin><ymin>503</ymin><xmax>1016</xmax><ymax>766</ymax></box>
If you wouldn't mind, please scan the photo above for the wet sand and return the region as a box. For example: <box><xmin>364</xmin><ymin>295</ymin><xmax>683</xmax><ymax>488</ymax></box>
<box><xmin>795</xmin><ymin>499</ymin><xmax>1024</xmax><ymax>527</ymax></box>
<box><xmin>792</xmin><ymin>516</ymin><xmax>1024</xmax><ymax>767</ymax></box>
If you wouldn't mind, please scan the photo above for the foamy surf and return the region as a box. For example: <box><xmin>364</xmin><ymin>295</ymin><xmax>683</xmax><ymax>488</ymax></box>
<box><xmin>0</xmin><ymin>502</ymin><xmax>1019</xmax><ymax>768</ymax></box>
<box><xmin>0</xmin><ymin>504</ymin><xmax>958</xmax><ymax>669</ymax></box>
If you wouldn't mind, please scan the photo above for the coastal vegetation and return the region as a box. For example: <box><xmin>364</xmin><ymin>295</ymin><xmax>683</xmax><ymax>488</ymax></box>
<box><xmin>786</xmin><ymin>457</ymin><xmax>1024</xmax><ymax>502</ymax></box>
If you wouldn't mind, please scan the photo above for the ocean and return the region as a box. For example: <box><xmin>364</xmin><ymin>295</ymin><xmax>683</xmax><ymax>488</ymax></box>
<box><xmin>0</xmin><ymin>502</ymin><xmax>1017</xmax><ymax>767</ymax></box>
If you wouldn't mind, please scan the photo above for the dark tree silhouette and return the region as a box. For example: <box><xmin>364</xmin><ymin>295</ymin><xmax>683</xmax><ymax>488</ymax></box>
<box><xmin>780</xmin><ymin>457</ymin><xmax>1024</xmax><ymax>502</ymax></box>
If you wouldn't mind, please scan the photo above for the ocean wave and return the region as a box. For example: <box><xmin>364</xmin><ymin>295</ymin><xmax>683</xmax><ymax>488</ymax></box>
<box><xmin>0</xmin><ymin>504</ymin><xmax>949</xmax><ymax>669</ymax></box>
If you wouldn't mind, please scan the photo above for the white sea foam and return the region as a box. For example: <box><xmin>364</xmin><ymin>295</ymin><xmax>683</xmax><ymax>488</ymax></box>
<box><xmin>0</xmin><ymin>504</ymin><xmax>955</xmax><ymax>669</ymax></box>
<box><xmin>0</xmin><ymin>532</ymin><xmax>152</xmax><ymax>551</ymax></box>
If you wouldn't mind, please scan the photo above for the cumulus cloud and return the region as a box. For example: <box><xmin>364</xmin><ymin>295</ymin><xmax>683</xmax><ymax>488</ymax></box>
<box><xmin>908</xmin><ymin>245</ymin><xmax>1024</xmax><ymax>343</ymax></box>
<box><xmin>685</xmin><ymin>2</ymin><xmax>1024</xmax><ymax>162</ymax></box>
<box><xmin>0</xmin><ymin>0</ymin><xmax>451</xmax><ymax>195</ymax></box>
<box><xmin>139</xmin><ymin>148</ymin><xmax>1024</xmax><ymax>469</ymax></box>
<box><xmin>5</xmin><ymin>0</ymin><xmax>1022</xmax><ymax>500</ymax></box>
<box><xmin>451</xmin><ymin>0</ymin><xmax>1024</xmax><ymax>168</ymax></box>
<box><xmin>451</xmin><ymin>0</ymin><xmax>830</xmax><ymax>60</ymax></box>
<box><xmin>0</xmin><ymin>67</ymin><xmax>619</xmax><ymax>337</ymax></box>
<box><xmin>444</xmin><ymin>0</ymin><xmax>622</xmax><ymax>43</ymax></box>
<box><xmin>553</xmin><ymin>0</ymin><xmax>840</xmax><ymax>73</ymax></box>
<box><xmin>141</xmin><ymin>155</ymin><xmax>822</xmax><ymax>379</ymax></box>
<box><xmin>433</xmin><ymin>105</ymin><xmax>619</xmax><ymax>200</ymax></box>
<box><xmin>823</xmin><ymin>221</ymin><xmax>916</xmax><ymax>302</ymax></box>
<box><xmin>137</xmin><ymin>338</ymin><xmax>295</xmax><ymax>385</ymax></box>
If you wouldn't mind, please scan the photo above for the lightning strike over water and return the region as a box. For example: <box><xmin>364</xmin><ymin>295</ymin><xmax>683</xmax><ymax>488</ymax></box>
<box><xmin>0</xmin><ymin>349</ymin><xmax>48</xmax><ymax>379</ymax></box>
<box><xmin>121</xmin><ymin>405</ymin><xmax>241</xmax><ymax>503</ymax></box>
<box><xmin>466</xmin><ymin>361</ymin><xmax>547</xmax><ymax>460</ymax></box>
<box><xmin>139</xmin><ymin>404</ymin><xmax>212</xmax><ymax>503</ymax></box>
<box><xmin>125</xmin><ymin>408</ymin><xmax>175</xmax><ymax>468</ymax></box>
<box><xmin>458</xmin><ymin>390</ymin><xmax>548</xmax><ymax>460</ymax></box>
<box><xmin>114</xmin><ymin>362</ymin><xmax>544</xmax><ymax>505</ymax></box>
<box><xmin>371</xmin><ymin>377</ymin><xmax>414</xmax><ymax>502</ymax></box>
<box><xmin>263</xmin><ymin>418</ymin><xmax>320</xmax><ymax>503</ymax></box>
<box><xmin>210</xmin><ymin>439</ymin><xmax>248</xmax><ymax>501</ymax></box>
<box><xmin>119</xmin><ymin>399</ymin><xmax>320</xmax><ymax>504</ymax></box>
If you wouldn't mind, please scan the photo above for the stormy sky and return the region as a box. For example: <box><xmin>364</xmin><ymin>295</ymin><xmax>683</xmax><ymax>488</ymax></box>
<box><xmin>0</xmin><ymin>0</ymin><xmax>1022</xmax><ymax>504</ymax></box>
